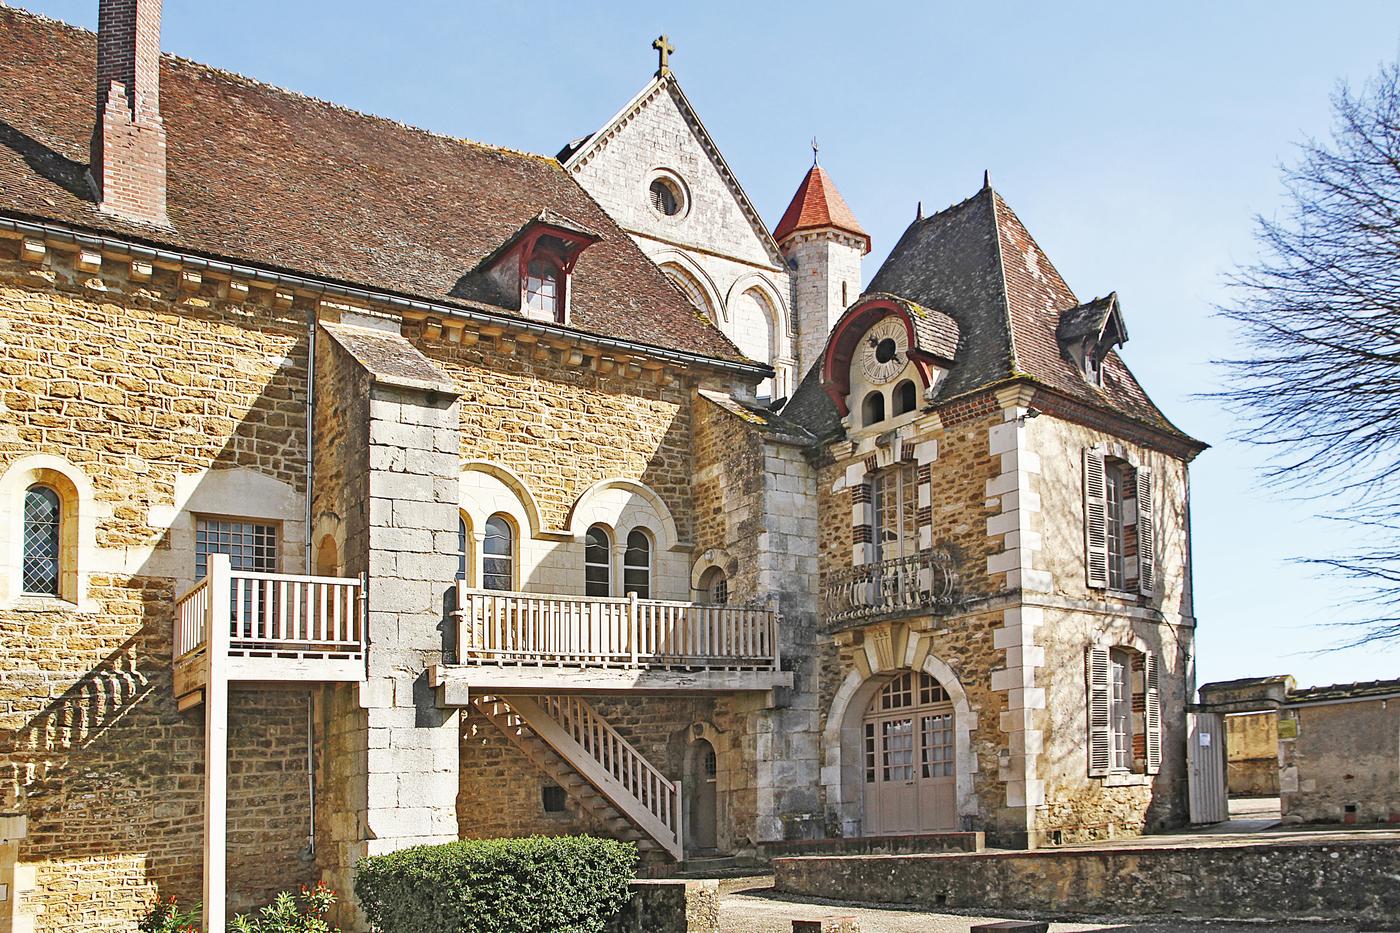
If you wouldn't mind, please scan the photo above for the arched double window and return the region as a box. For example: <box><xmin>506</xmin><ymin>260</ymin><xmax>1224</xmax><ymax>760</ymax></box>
<box><xmin>622</xmin><ymin>529</ymin><xmax>651</xmax><ymax>599</ymax></box>
<box><xmin>22</xmin><ymin>484</ymin><xmax>61</xmax><ymax>596</ymax></box>
<box><xmin>585</xmin><ymin>524</ymin><xmax>611</xmax><ymax>597</ymax></box>
<box><xmin>483</xmin><ymin>514</ymin><xmax>515</xmax><ymax>591</ymax></box>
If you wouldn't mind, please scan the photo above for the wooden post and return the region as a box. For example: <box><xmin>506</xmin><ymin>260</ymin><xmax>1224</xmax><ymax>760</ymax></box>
<box><xmin>628</xmin><ymin>592</ymin><xmax>639</xmax><ymax>668</ymax></box>
<box><xmin>203</xmin><ymin>553</ymin><xmax>230</xmax><ymax>933</ymax></box>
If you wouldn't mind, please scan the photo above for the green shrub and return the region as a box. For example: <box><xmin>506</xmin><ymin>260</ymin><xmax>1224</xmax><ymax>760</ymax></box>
<box><xmin>138</xmin><ymin>896</ymin><xmax>200</xmax><ymax>933</ymax></box>
<box><xmin>354</xmin><ymin>835</ymin><xmax>637</xmax><ymax>933</ymax></box>
<box><xmin>230</xmin><ymin>882</ymin><xmax>341</xmax><ymax>933</ymax></box>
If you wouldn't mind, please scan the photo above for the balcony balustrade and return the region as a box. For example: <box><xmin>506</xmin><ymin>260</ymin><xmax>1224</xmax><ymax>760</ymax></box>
<box><xmin>172</xmin><ymin>554</ymin><xmax>365</xmax><ymax>706</ymax></box>
<box><xmin>821</xmin><ymin>548</ymin><xmax>959</xmax><ymax>627</ymax></box>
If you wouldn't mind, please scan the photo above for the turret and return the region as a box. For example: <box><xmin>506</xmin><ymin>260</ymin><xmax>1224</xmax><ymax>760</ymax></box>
<box><xmin>774</xmin><ymin>150</ymin><xmax>870</xmax><ymax>378</ymax></box>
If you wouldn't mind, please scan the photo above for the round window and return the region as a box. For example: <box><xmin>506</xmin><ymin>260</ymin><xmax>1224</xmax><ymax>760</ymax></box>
<box><xmin>649</xmin><ymin>177</ymin><xmax>683</xmax><ymax>217</ymax></box>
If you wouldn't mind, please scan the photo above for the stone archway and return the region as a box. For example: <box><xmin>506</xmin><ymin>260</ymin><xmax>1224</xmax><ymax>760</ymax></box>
<box><xmin>822</xmin><ymin>631</ymin><xmax>978</xmax><ymax>837</ymax></box>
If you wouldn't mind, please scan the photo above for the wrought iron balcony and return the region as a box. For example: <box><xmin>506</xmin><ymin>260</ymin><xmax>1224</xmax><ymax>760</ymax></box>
<box><xmin>821</xmin><ymin>549</ymin><xmax>959</xmax><ymax>626</ymax></box>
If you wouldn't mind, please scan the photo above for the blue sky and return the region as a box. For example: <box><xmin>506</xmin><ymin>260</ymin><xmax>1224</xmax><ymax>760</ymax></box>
<box><xmin>26</xmin><ymin>1</ymin><xmax>1400</xmax><ymax>686</ymax></box>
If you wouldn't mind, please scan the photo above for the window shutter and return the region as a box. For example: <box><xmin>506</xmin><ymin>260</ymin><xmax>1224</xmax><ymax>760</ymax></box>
<box><xmin>1144</xmin><ymin>651</ymin><xmax>1162</xmax><ymax>774</ymax></box>
<box><xmin>1083</xmin><ymin>449</ymin><xmax>1109</xmax><ymax>588</ymax></box>
<box><xmin>1086</xmin><ymin>645</ymin><xmax>1111</xmax><ymax>777</ymax></box>
<box><xmin>1136</xmin><ymin>466</ymin><xmax>1156</xmax><ymax>596</ymax></box>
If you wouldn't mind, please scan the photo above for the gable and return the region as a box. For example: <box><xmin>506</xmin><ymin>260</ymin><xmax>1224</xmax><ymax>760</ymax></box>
<box><xmin>564</xmin><ymin>77</ymin><xmax>785</xmax><ymax>270</ymax></box>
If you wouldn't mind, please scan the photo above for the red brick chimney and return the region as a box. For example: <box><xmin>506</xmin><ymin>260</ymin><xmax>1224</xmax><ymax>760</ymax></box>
<box><xmin>91</xmin><ymin>0</ymin><xmax>169</xmax><ymax>226</ymax></box>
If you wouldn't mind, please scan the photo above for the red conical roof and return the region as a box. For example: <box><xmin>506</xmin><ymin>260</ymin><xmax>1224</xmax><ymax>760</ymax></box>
<box><xmin>773</xmin><ymin>165</ymin><xmax>870</xmax><ymax>253</ymax></box>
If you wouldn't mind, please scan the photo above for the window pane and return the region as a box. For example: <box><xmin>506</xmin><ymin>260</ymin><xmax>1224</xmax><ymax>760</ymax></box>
<box><xmin>483</xmin><ymin>514</ymin><xmax>513</xmax><ymax>590</ymax></box>
<box><xmin>1110</xmin><ymin>653</ymin><xmax>1132</xmax><ymax>771</ymax></box>
<box><xmin>22</xmin><ymin>485</ymin><xmax>61</xmax><ymax>595</ymax></box>
<box><xmin>484</xmin><ymin>516</ymin><xmax>512</xmax><ymax>556</ymax></box>
<box><xmin>623</xmin><ymin>529</ymin><xmax>650</xmax><ymax>598</ymax></box>
<box><xmin>525</xmin><ymin>259</ymin><xmax>559</xmax><ymax>317</ymax></box>
<box><xmin>1106</xmin><ymin>467</ymin><xmax>1126</xmax><ymax>589</ymax></box>
<box><xmin>195</xmin><ymin>517</ymin><xmax>277</xmax><ymax>578</ymax></box>
<box><xmin>882</xmin><ymin>718</ymin><xmax>914</xmax><ymax>782</ymax></box>
<box><xmin>585</xmin><ymin>525</ymin><xmax>610</xmax><ymax>597</ymax></box>
<box><xmin>457</xmin><ymin>517</ymin><xmax>468</xmax><ymax>581</ymax></box>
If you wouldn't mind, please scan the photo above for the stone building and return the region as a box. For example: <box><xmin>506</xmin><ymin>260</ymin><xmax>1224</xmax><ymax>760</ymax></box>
<box><xmin>0</xmin><ymin>3</ymin><xmax>1204</xmax><ymax>932</ymax></box>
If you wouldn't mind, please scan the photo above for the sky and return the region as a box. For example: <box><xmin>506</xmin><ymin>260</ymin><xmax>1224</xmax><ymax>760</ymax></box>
<box><xmin>22</xmin><ymin>1</ymin><xmax>1400</xmax><ymax>687</ymax></box>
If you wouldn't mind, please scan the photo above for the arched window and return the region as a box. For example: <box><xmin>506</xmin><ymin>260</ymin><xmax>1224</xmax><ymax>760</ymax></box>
<box><xmin>22</xmin><ymin>484</ymin><xmax>61</xmax><ymax>596</ymax></box>
<box><xmin>893</xmin><ymin>379</ymin><xmax>918</xmax><ymax>416</ymax></box>
<box><xmin>456</xmin><ymin>515</ymin><xmax>472</xmax><ymax>582</ymax></box>
<box><xmin>483</xmin><ymin>514</ymin><xmax>514</xmax><ymax>591</ymax></box>
<box><xmin>623</xmin><ymin>529</ymin><xmax>651</xmax><ymax>599</ymax></box>
<box><xmin>698</xmin><ymin>566</ymin><xmax>728</xmax><ymax>606</ymax></box>
<box><xmin>585</xmin><ymin>524</ymin><xmax>611</xmax><ymax>597</ymax></box>
<box><xmin>649</xmin><ymin>177</ymin><xmax>682</xmax><ymax>216</ymax></box>
<box><xmin>862</xmin><ymin>391</ymin><xmax>886</xmax><ymax>426</ymax></box>
<box><xmin>664</xmin><ymin>266</ymin><xmax>714</xmax><ymax>321</ymax></box>
<box><xmin>734</xmin><ymin>289</ymin><xmax>776</xmax><ymax>400</ymax></box>
<box><xmin>524</xmin><ymin>258</ymin><xmax>561</xmax><ymax>320</ymax></box>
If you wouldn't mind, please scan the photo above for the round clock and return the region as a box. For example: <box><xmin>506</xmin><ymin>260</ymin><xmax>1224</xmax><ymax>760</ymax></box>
<box><xmin>859</xmin><ymin>317</ymin><xmax>909</xmax><ymax>384</ymax></box>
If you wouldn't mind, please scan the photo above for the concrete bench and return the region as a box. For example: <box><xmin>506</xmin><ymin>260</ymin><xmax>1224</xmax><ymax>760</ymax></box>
<box><xmin>970</xmin><ymin>922</ymin><xmax>1049</xmax><ymax>933</ymax></box>
<box><xmin>793</xmin><ymin>918</ymin><xmax>860</xmax><ymax>933</ymax></box>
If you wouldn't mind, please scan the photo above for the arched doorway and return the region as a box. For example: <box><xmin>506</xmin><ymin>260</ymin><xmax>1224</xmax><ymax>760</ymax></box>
<box><xmin>686</xmin><ymin>738</ymin><xmax>718</xmax><ymax>852</ymax></box>
<box><xmin>861</xmin><ymin>670</ymin><xmax>956</xmax><ymax>834</ymax></box>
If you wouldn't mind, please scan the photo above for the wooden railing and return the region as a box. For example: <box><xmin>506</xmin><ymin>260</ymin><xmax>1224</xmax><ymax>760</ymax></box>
<box><xmin>530</xmin><ymin>694</ymin><xmax>683</xmax><ymax>859</ymax></box>
<box><xmin>173</xmin><ymin>554</ymin><xmax>365</xmax><ymax>666</ymax></box>
<box><xmin>455</xmin><ymin>584</ymin><xmax>779</xmax><ymax>671</ymax></box>
<box><xmin>821</xmin><ymin>548</ymin><xmax>959</xmax><ymax>626</ymax></box>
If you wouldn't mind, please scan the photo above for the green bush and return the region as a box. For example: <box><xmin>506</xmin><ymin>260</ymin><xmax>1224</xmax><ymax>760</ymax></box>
<box><xmin>354</xmin><ymin>835</ymin><xmax>637</xmax><ymax>933</ymax></box>
<box><xmin>138</xmin><ymin>896</ymin><xmax>200</xmax><ymax>933</ymax></box>
<box><xmin>230</xmin><ymin>882</ymin><xmax>341</xmax><ymax>933</ymax></box>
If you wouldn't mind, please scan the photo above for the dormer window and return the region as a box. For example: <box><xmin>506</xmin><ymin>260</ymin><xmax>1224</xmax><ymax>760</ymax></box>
<box><xmin>1057</xmin><ymin>293</ymin><xmax>1128</xmax><ymax>387</ymax></box>
<box><xmin>524</xmin><ymin>257</ymin><xmax>561</xmax><ymax>318</ymax></box>
<box><xmin>462</xmin><ymin>210</ymin><xmax>601</xmax><ymax>327</ymax></box>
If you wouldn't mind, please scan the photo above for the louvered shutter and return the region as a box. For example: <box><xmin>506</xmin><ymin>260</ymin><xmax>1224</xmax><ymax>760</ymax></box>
<box><xmin>1083</xmin><ymin>449</ymin><xmax>1109</xmax><ymax>588</ymax></box>
<box><xmin>1144</xmin><ymin>651</ymin><xmax>1162</xmax><ymax>774</ymax></box>
<box><xmin>1136</xmin><ymin>466</ymin><xmax>1156</xmax><ymax>596</ymax></box>
<box><xmin>1086</xmin><ymin>645</ymin><xmax>1111</xmax><ymax>777</ymax></box>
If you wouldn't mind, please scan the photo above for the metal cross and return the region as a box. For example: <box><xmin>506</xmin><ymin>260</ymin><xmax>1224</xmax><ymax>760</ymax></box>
<box><xmin>653</xmin><ymin>35</ymin><xmax>675</xmax><ymax>76</ymax></box>
<box><xmin>812</xmin><ymin>136</ymin><xmax>820</xmax><ymax>166</ymax></box>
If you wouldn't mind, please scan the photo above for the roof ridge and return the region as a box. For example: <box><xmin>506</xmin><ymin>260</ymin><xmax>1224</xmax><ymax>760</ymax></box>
<box><xmin>2</xmin><ymin>5</ymin><xmax>559</xmax><ymax>168</ymax></box>
<box><xmin>985</xmin><ymin>187</ymin><xmax>1022</xmax><ymax>378</ymax></box>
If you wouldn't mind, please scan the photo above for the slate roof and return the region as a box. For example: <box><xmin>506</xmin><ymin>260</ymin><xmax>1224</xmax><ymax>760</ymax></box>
<box><xmin>1287</xmin><ymin>679</ymin><xmax>1400</xmax><ymax>705</ymax></box>
<box><xmin>785</xmin><ymin>184</ymin><xmax>1203</xmax><ymax>450</ymax></box>
<box><xmin>0</xmin><ymin>8</ymin><xmax>747</xmax><ymax>365</ymax></box>
<box><xmin>1058</xmin><ymin>293</ymin><xmax>1125</xmax><ymax>345</ymax></box>
<box><xmin>773</xmin><ymin>165</ymin><xmax>870</xmax><ymax>252</ymax></box>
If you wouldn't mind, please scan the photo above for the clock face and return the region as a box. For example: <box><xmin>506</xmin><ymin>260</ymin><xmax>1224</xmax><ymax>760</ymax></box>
<box><xmin>859</xmin><ymin>317</ymin><xmax>909</xmax><ymax>385</ymax></box>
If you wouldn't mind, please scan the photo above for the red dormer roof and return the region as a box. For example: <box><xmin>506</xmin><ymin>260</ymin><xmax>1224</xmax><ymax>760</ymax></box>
<box><xmin>773</xmin><ymin>165</ymin><xmax>870</xmax><ymax>253</ymax></box>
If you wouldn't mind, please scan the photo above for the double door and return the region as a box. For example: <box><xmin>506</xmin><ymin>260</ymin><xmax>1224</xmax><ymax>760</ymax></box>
<box><xmin>863</xmin><ymin>703</ymin><xmax>956</xmax><ymax>834</ymax></box>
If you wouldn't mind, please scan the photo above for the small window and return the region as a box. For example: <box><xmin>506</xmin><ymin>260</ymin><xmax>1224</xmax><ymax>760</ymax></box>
<box><xmin>524</xmin><ymin>258</ymin><xmax>560</xmax><ymax>320</ymax></box>
<box><xmin>1105</xmin><ymin>465</ymin><xmax>1126</xmax><ymax>590</ymax></box>
<box><xmin>22</xmin><ymin>484</ymin><xmax>61</xmax><ymax>596</ymax></box>
<box><xmin>483</xmin><ymin>514</ymin><xmax>514</xmax><ymax>591</ymax></box>
<box><xmin>649</xmin><ymin>177</ymin><xmax>682</xmax><ymax>216</ymax></box>
<box><xmin>1109</xmin><ymin>648</ymin><xmax>1134</xmax><ymax>772</ymax></box>
<box><xmin>699</xmin><ymin>566</ymin><xmax>728</xmax><ymax>606</ymax></box>
<box><xmin>703</xmin><ymin>748</ymin><xmax>718</xmax><ymax>779</ymax></box>
<box><xmin>623</xmin><ymin>529</ymin><xmax>651</xmax><ymax>599</ymax></box>
<box><xmin>195</xmin><ymin>517</ymin><xmax>277</xmax><ymax>579</ymax></box>
<box><xmin>862</xmin><ymin>391</ymin><xmax>886</xmax><ymax>427</ymax></box>
<box><xmin>893</xmin><ymin>380</ymin><xmax>918</xmax><ymax>416</ymax></box>
<box><xmin>541</xmin><ymin>784</ymin><xmax>567</xmax><ymax>813</ymax></box>
<box><xmin>456</xmin><ymin>515</ymin><xmax>470</xmax><ymax>582</ymax></box>
<box><xmin>585</xmin><ymin>524</ymin><xmax>611</xmax><ymax>597</ymax></box>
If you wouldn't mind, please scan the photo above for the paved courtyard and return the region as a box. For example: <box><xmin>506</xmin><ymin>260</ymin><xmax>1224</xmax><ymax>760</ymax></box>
<box><xmin>718</xmin><ymin>878</ymin><xmax>1371</xmax><ymax>933</ymax></box>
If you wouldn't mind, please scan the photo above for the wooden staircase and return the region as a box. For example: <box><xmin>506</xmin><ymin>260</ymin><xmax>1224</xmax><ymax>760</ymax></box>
<box><xmin>471</xmin><ymin>694</ymin><xmax>684</xmax><ymax>860</ymax></box>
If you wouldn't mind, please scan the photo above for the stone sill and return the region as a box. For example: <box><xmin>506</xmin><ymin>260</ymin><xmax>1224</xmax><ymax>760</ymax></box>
<box><xmin>1102</xmin><ymin>772</ymin><xmax>1152</xmax><ymax>787</ymax></box>
<box><xmin>4</xmin><ymin>595</ymin><xmax>84</xmax><ymax>614</ymax></box>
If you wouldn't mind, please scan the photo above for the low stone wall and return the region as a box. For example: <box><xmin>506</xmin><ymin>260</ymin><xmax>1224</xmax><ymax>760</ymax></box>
<box><xmin>761</xmin><ymin>831</ymin><xmax>983</xmax><ymax>858</ymax></box>
<box><xmin>774</xmin><ymin>838</ymin><xmax>1400</xmax><ymax>925</ymax></box>
<box><xmin>606</xmin><ymin>879</ymin><xmax>720</xmax><ymax>933</ymax></box>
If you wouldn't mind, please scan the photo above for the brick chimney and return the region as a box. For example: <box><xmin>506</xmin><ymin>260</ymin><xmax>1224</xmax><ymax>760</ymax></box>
<box><xmin>90</xmin><ymin>0</ymin><xmax>169</xmax><ymax>226</ymax></box>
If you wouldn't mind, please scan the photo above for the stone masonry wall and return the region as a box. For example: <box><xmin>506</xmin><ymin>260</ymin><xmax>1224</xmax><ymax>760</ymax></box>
<box><xmin>0</xmin><ymin>244</ymin><xmax>319</xmax><ymax>930</ymax></box>
<box><xmin>1281</xmin><ymin>699</ymin><xmax>1400</xmax><ymax>824</ymax></box>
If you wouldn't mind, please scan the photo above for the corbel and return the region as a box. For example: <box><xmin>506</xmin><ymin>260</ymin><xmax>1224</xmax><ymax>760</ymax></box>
<box><xmin>20</xmin><ymin>238</ymin><xmax>46</xmax><ymax>262</ymax></box>
<box><xmin>442</xmin><ymin>320</ymin><xmax>465</xmax><ymax>344</ymax></box>
<box><xmin>273</xmin><ymin>290</ymin><xmax>294</xmax><ymax>309</ymax></box>
<box><xmin>562</xmin><ymin>348</ymin><xmax>585</xmax><ymax>367</ymax></box>
<box><xmin>179</xmin><ymin>269</ymin><xmax>202</xmax><ymax>291</ymax></box>
<box><xmin>226</xmin><ymin>280</ymin><xmax>250</xmax><ymax>301</ymax></box>
<box><xmin>76</xmin><ymin>249</ymin><xmax>102</xmax><ymax>272</ymax></box>
<box><xmin>129</xmin><ymin>259</ymin><xmax>153</xmax><ymax>281</ymax></box>
<box><xmin>422</xmin><ymin>317</ymin><xmax>443</xmax><ymax>341</ymax></box>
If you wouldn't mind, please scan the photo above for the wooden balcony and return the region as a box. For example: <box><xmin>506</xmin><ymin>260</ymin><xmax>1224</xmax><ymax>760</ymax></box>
<box><xmin>431</xmin><ymin>584</ymin><xmax>793</xmax><ymax>697</ymax></box>
<box><xmin>172</xmin><ymin>554</ymin><xmax>365</xmax><ymax>708</ymax></box>
<box><xmin>821</xmin><ymin>549</ymin><xmax>959</xmax><ymax>628</ymax></box>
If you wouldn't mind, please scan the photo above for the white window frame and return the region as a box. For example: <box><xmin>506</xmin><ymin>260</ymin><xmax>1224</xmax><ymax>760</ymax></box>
<box><xmin>585</xmin><ymin>524</ymin><xmax>612</xmax><ymax>597</ymax></box>
<box><xmin>482</xmin><ymin>513</ymin><xmax>516</xmax><ymax>591</ymax></box>
<box><xmin>872</xmin><ymin>464</ymin><xmax>918</xmax><ymax>564</ymax></box>
<box><xmin>622</xmin><ymin>528</ymin><xmax>652</xmax><ymax>599</ymax></box>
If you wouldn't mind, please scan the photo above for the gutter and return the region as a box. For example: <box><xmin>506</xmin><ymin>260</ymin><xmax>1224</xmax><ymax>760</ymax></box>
<box><xmin>0</xmin><ymin>214</ymin><xmax>773</xmax><ymax>380</ymax></box>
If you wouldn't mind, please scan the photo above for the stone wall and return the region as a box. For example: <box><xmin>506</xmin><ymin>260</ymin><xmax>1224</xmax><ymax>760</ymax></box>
<box><xmin>0</xmin><ymin>243</ymin><xmax>320</xmax><ymax>929</ymax></box>
<box><xmin>1226</xmin><ymin>711</ymin><xmax>1279</xmax><ymax>797</ymax></box>
<box><xmin>1281</xmin><ymin>698</ymin><xmax>1400</xmax><ymax>824</ymax></box>
<box><xmin>774</xmin><ymin>838</ymin><xmax>1400</xmax><ymax>924</ymax></box>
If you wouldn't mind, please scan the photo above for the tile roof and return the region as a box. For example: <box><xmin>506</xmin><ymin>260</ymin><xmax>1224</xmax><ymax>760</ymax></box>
<box><xmin>784</xmin><ymin>185</ymin><xmax>1205</xmax><ymax>451</ymax></box>
<box><xmin>0</xmin><ymin>7</ymin><xmax>748</xmax><ymax>365</ymax></box>
<box><xmin>773</xmin><ymin>165</ymin><xmax>870</xmax><ymax>251</ymax></box>
<box><xmin>1287</xmin><ymin>679</ymin><xmax>1400</xmax><ymax>705</ymax></box>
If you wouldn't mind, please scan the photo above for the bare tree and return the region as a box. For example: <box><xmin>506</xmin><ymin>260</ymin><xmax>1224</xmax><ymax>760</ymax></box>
<box><xmin>1217</xmin><ymin>61</ymin><xmax>1400</xmax><ymax>647</ymax></box>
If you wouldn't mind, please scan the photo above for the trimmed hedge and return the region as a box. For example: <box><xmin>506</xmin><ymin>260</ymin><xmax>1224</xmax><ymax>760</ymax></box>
<box><xmin>354</xmin><ymin>835</ymin><xmax>637</xmax><ymax>933</ymax></box>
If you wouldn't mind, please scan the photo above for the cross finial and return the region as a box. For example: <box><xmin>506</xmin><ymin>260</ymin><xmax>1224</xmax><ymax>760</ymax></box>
<box><xmin>811</xmin><ymin>137</ymin><xmax>820</xmax><ymax>166</ymax></box>
<box><xmin>652</xmin><ymin>35</ymin><xmax>674</xmax><ymax>76</ymax></box>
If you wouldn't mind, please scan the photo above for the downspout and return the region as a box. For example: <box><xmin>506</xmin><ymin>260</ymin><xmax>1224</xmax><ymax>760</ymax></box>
<box><xmin>304</xmin><ymin>304</ymin><xmax>318</xmax><ymax>858</ymax></box>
